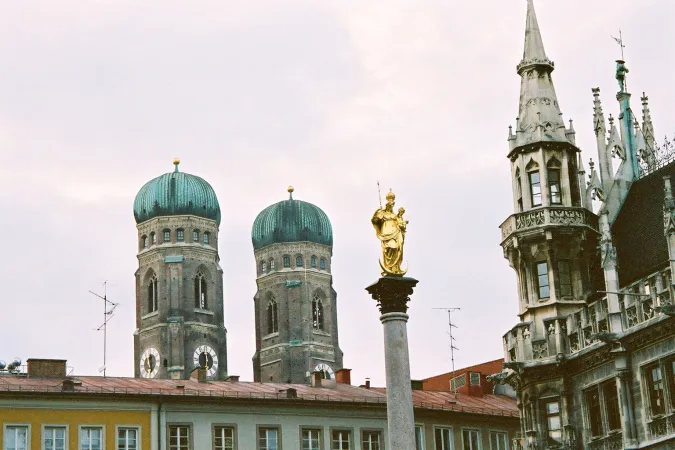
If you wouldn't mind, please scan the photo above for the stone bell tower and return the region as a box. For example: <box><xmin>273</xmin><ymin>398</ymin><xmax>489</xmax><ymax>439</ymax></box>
<box><xmin>132</xmin><ymin>159</ymin><xmax>228</xmax><ymax>380</ymax></box>
<box><xmin>251</xmin><ymin>187</ymin><xmax>343</xmax><ymax>383</ymax></box>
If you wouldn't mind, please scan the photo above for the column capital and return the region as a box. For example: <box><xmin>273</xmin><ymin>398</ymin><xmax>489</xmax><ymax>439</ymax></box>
<box><xmin>366</xmin><ymin>276</ymin><xmax>419</xmax><ymax>314</ymax></box>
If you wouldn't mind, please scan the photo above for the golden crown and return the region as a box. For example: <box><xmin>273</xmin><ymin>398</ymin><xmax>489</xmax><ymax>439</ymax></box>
<box><xmin>386</xmin><ymin>190</ymin><xmax>395</xmax><ymax>201</ymax></box>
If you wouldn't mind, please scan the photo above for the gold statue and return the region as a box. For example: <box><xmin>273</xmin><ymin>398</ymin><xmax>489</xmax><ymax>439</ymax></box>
<box><xmin>372</xmin><ymin>189</ymin><xmax>408</xmax><ymax>276</ymax></box>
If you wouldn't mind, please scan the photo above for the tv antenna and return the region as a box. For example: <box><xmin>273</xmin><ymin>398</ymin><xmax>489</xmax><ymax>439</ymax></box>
<box><xmin>89</xmin><ymin>281</ymin><xmax>118</xmax><ymax>377</ymax></box>
<box><xmin>433</xmin><ymin>307</ymin><xmax>460</xmax><ymax>398</ymax></box>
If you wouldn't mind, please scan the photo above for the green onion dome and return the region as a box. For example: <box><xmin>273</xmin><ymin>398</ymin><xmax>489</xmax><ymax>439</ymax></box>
<box><xmin>252</xmin><ymin>186</ymin><xmax>333</xmax><ymax>250</ymax></box>
<box><xmin>133</xmin><ymin>159</ymin><xmax>221</xmax><ymax>225</ymax></box>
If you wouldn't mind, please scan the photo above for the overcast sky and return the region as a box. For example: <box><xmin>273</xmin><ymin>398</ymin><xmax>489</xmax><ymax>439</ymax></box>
<box><xmin>0</xmin><ymin>0</ymin><xmax>673</xmax><ymax>386</ymax></box>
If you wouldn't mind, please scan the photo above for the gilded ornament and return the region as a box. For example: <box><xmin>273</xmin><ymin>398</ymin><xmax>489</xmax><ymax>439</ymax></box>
<box><xmin>371</xmin><ymin>189</ymin><xmax>408</xmax><ymax>276</ymax></box>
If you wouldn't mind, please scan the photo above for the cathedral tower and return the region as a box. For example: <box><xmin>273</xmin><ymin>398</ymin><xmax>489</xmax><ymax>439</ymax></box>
<box><xmin>132</xmin><ymin>160</ymin><xmax>228</xmax><ymax>380</ymax></box>
<box><xmin>251</xmin><ymin>187</ymin><xmax>343</xmax><ymax>383</ymax></box>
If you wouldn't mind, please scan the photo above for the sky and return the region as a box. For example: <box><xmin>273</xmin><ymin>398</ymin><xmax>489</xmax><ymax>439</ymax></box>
<box><xmin>0</xmin><ymin>0</ymin><xmax>673</xmax><ymax>386</ymax></box>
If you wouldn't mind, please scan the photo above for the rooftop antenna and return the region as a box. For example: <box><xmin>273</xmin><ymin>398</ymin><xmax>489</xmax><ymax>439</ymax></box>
<box><xmin>89</xmin><ymin>281</ymin><xmax>118</xmax><ymax>377</ymax></box>
<box><xmin>433</xmin><ymin>307</ymin><xmax>460</xmax><ymax>399</ymax></box>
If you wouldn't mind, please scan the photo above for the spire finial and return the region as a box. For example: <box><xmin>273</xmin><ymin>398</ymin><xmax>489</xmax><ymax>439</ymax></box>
<box><xmin>519</xmin><ymin>0</ymin><xmax>553</xmax><ymax>71</ymax></box>
<box><xmin>287</xmin><ymin>185</ymin><xmax>294</xmax><ymax>200</ymax></box>
<box><xmin>173</xmin><ymin>158</ymin><xmax>180</xmax><ymax>172</ymax></box>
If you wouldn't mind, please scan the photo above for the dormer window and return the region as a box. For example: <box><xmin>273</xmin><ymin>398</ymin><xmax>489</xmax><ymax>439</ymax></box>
<box><xmin>529</xmin><ymin>171</ymin><xmax>542</xmax><ymax>207</ymax></box>
<box><xmin>176</xmin><ymin>229</ymin><xmax>184</xmax><ymax>242</ymax></box>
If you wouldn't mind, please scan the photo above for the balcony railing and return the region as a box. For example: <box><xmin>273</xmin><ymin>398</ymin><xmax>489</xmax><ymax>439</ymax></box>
<box><xmin>587</xmin><ymin>432</ymin><xmax>623</xmax><ymax>450</ymax></box>
<box><xmin>500</xmin><ymin>206</ymin><xmax>599</xmax><ymax>242</ymax></box>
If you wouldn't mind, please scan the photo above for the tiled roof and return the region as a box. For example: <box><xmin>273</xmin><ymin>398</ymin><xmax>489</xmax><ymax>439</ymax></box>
<box><xmin>0</xmin><ymin>376</ymin><xmax>518</xmax><ymax>417</ymax></box>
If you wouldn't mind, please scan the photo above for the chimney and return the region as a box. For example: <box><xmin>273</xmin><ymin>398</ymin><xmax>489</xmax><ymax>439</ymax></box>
<box><xmin>190</xmin><ymin>367</ymin><xmax>207</xmax><ymax>383</ymax></box>
<box><xmin>335</xmin><ymin>368</ymin><xmax>351</xmax><ymax>385</ymax></box>
<box><xmin>311</xmin><ymin>371</ymin><xmax>323</xmax><ymax>388</ymax></box>
<box><xmin>27</xmin><ymin>359</ymin><xmax>67</xmax><ymax>378</ymax></box>
<box><xmin>226</xmin><ymin>375</ymin><xmax>240</xmax><ymax>382</ymax></box>
<box><xmin>365</xmin><ymin>378</ymin><xmax>371</xmax><ymax>389</ymax></box>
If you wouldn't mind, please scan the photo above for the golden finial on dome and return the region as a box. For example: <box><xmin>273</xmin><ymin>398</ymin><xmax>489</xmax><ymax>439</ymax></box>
<box><xmin>288</xmin><ymin>185</ymin><xmax>294</xmax><ymax>199</ymax></box>
<box><xmin>173</xmin><ymin>158</ymin><xmax>180</xmax><ymax>172</ymax></box>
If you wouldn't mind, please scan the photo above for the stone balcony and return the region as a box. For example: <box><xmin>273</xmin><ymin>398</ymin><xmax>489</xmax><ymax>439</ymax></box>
<box><xmin>500</xmin><ymin>206</ymin><xmax>599</xmax><ymax>243</ymax></box>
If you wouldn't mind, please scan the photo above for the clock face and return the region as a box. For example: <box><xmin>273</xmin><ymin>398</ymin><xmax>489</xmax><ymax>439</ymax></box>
<box><xmin>193</xmin><ymin>345</ymin><xmax>218</xmax><ymax>377</ymax></box>
<box><xmin>314</xmin><ymin>363</ymin><xmax>334</xmax><ymax>380</ymax></box>
<box><xmin>140</xmin><ymin>347</ymin><xmax>160</xmax><ymax>379</ymax></box>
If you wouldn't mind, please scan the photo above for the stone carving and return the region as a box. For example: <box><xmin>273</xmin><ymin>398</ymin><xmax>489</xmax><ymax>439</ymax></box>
<box><xmin>516</xmin><ymin>210</ymin><xmax>545</xmax><ymax>228</ymax></box>
<box><xmin>533</xmin><ymin>342</ymin><xmax>548</xmax><ymax>359</ymax></box>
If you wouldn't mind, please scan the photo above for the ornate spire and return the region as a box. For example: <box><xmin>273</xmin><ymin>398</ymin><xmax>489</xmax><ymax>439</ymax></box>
<box><xmin>510</xmin><ymin>0</ymin><xmax>570</xmax><ymax>151</ymax></box>
<box><xmin>641</xmin><ymin>92</ymin><xmax>656</xmax><ymax>147</ymax></box>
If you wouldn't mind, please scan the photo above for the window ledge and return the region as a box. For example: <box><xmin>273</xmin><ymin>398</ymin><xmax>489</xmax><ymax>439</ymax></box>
<box><xmin>312</xmin><ymin>330</ymin><xmax>331</xmax><ymax>337</ymax></box>
<box><xmin>263</xmin><ymin>332</ymin><xmax>279</xmax><ymax>340</ymax></box>
<box><xmin>194</xmin><ymin>308</ymin><xmax>214</xmax><ymax>316</ymax></box>
<box><xmin>142</xmin><ymin>311</ymin><xmax>159</xmax><ymax>320</ymax></box>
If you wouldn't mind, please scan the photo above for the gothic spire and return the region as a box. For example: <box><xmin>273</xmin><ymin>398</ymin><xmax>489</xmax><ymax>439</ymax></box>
<box><xmin>641</xmin><ymin>92</ymin><xmax>656</xmax><ymax>147</ymax></box>
<box><xmin>510</xmin><ymin>0</ymin><xmax>572</xmax><ymax>151</ymax></box>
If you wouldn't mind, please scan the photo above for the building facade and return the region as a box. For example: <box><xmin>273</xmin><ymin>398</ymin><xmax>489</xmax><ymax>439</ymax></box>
<box><xmin>251</xmin><ymin>187</ymin><xmax>343</xmax><ymax>384</ymax></box>
<box><xmin>132</xmin><ymin>160</ymin><xmax>228</xmax><ymax>381</ymax></box>
<box><xmin>0</xmin><ymin>359</ymin><xmax>519</xmax><ymax>450</ymax></box>
<box><xmin>492</xmin><ymin>1</ymin><xmax>675</xmax><ymax>449</ymax></box>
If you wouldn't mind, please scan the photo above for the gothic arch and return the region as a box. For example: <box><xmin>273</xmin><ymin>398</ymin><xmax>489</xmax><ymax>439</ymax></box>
<box><xmin>194</xmin><ymin>265</ymin><xmax>211</xmax><ymax>309</ymax></box>
<box><xmin>312</xmin><ymin>289</ymin><xmax>326</xmax><ymax>331</ymax></box>
<box><xmin>525</xmin><ymin>158</ymin><xmax>539</xmax><ymax>172</ymax></box>
<box><xmin>546</xmin><ymin>156</ymin><xmax>562</xmax><ymax>168</ymax></box>
<box><xmin>144</xmin><ymin>268</ymin><xmax>158</xmax><ymax>313</ymax></box>
<box><xmin>266</xmin><ymin>292</ymin><xmax>278</xmax><ymax>334</ymax></box>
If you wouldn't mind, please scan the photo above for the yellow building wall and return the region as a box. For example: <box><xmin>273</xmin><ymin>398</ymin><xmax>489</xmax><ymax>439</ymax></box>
<box><xmin>0</xmin><ymin>407</ymin><xmax>152</xmax><ymax>450</ymax></box>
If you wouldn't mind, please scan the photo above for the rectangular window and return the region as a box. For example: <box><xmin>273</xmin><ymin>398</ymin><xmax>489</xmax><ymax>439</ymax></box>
<box><xmin>43</xmin><ymin>427</ymin><xmax>66</xmax><ymax>450</ymax></box>
<box><xmin>203</xmin><ymin>233</ymin><xmax>210</xmax><ymax>245</ymax></box>
<box><xmin>529</xmin><ymin>171</ymin><xmax>542</xmax><ymax>206</ymax></box>
<box><xmin>536</xmin><ymin>262</ymin><xmax>550</xmax><ymax>298</ymax></box>
<box><xmin>258</xmin><ymin>428</ymin><xmax>278</xmax><ymax>450</ymax></box>
<box><xmin>152</xmin><ymin>233</ymin><xmax>157</xmax><ymax>244</ymax></box>
<box><xmin>548</xmin><ymin>169</ymin><xmax>561</xmax><ymax>204</ymax></box>
<box><xmin>489</xmin><ymin>432</ymin><xmax>508</xmax><ymax>450</ymax></box>
<box><xmin>585</xmin><ymin>387</ymin><xmax>604</xmax><ymax>437</ymax></box>
<box><xmin>462</xmin><ymin>429</ymin><xmax>481</xmax><ymax>450</ymax></box>
<box><xmin>516</xmin><ymin>175</ymin><xmax>523</xmax><ymax>212</ymax></box>
<box><xmin>434</xmin><ymin>427</ymin><xmax>452</xmax><ymax>450</ymax></box>
<box><xmin>558</xmin><ymin>261</ymin><xmax>572</xmax><ymax>297</ymax></box>
<box><xmin>214</xmin><ymin>426</ymin><xmax>235</xmax><ymax>450</ymax></box>
<box><xmin>319</xmin><ymin>259</ymin><xmax>326</xmax><ymax>270</ymax></box>
<box><xmin>331</xmin><ymin>430</ymin><xmax>351</xmax><ymax>450</ymax></box>
<box><xmin>469</xmin><ymin>372</ymin><xmax>481</xmax><ymax>386</ymax></box>
<box><xmin>602</xmin><ymin>380</ymin><xmax>621</xmax><ymax>432</ymax></box>
<box><xmin>361</xmin><ymin>431</ymin><xmax>381</xmax><ymax>450</ymax></box>
<box><xmin>117</xmin><ymin>428</ymin><xmax>138</xmax><ymax>450</ymax></box>
<box><xmin>164</xmin><ymin>230</ymin><xmax>171</xmax><ymax>242</ymax></box>
<box><xmin>193</xmin><ymin>231</ymin><xmax>199</xmax><ymax>242</ymax></box>
<box><xmin>4</xmin><ymin>426</ymin><xmax>28</xmax><ymax>450</ymax></box>
<box><xmin>169</xmin><ymin>425</ymin><xmax>190</xmax><ymax>450</ymax></box>
<box><xmin>415</xmin><ymin>425</ymin><xmax>424</xmax><ymax>450</ymax></box>
<box><xmin>302</xmin><ymin>429</ymin><xmax>321</xmax><ymax>450</ymax></box>
<box><xmin>647</xmin><ymin>363</ymin><xmax>666</xmax><ymax>415</ymax></box>
<box><xmin>177</xmin><ymin>230</ymin><xmax>184</xmax><ymax>242</ymax></box>
<box><xmin>283</xmin><ymin>256</ymin><xmax>291</xmax><ymax>268</ymax></box>
<box><xmin>544</xmin><ymin>400</ymin><xmax>562</xmax><ymax>443</ymax></box>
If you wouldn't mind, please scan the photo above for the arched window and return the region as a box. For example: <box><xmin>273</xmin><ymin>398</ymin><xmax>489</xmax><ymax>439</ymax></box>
<box><xmin>194</xmin><ymin>272</ymin><xmax>208</xmax><ymax>309</ymax></box>
<box><xmin>270</xmin><ymin>259</ymin><xmax>275</xmax><ymax>271</ymax></box>
<box><xmin>150</xmin><ymin>232</ymin><xmax>157</xmax><ymax>245</ymax></box>
<box><xmin>193</xmin><ymin>230</ymin><xmax>200</xmax><ymax>242</ymax></box>
<box><xmin>283</xmin><ymin>255</ymin><xmax>291</xmax><ymax>268</ymax></box>
<box><xmin>163</xmin><ymin>229</ymin><xmax>171</xmax><ymax>243</ymax></box>
<box><xmin>311</xmin><ymin>255</ymin><xmax>317</xmax><ymax>268</ymax></box>
<box><xmin>141</xmin><ymin>235</ymin><xmax>148</xmax><ymax>250</ymax></box>
<box><xmin>312</xmin><ymin>293</ymin><xmax>324</xmax><ymax>330</ymax></box>
<box><xmin>176</xmin><ymin>228</ymin><xmax>184</xmax><ymax>242</ymax></box>
<box><xmin>296</xmin><ymin>255</ymin><xmax>304</xmax><ymax>267</ymax></box>
<box><xmin>147</xmin><ymin>275</ymin><xmax>158</xmax><ymax>313</ymax></box>
<box><xmin>203</xmin><ymin>232</ymin><xmax>210</xmax><ymax>245</ymax></box>
<box><xmin>267</xmin><ymin>297</ymin><xmax>278</xmax><ymax>334</ymax></box>
<box><xmin>319</xmin><ymin>258</ymin><xmax>326</xmax><ymax>270</ymax></box>
<box><xmin>261</xmin><ymin>261</ymin><xmax>267</xmax><ymax>273</ymax></box>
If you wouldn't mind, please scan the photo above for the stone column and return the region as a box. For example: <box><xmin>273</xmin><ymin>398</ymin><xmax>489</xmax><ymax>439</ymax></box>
<box><xmin>612</xmin><ymin>345</ymin><xmax>638</xmax><ymax>448</ymax></box>
<box><xmin>366</xmin><ymin>276</ymin><xmax>418</xmax><ymax>450</ymax></box>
